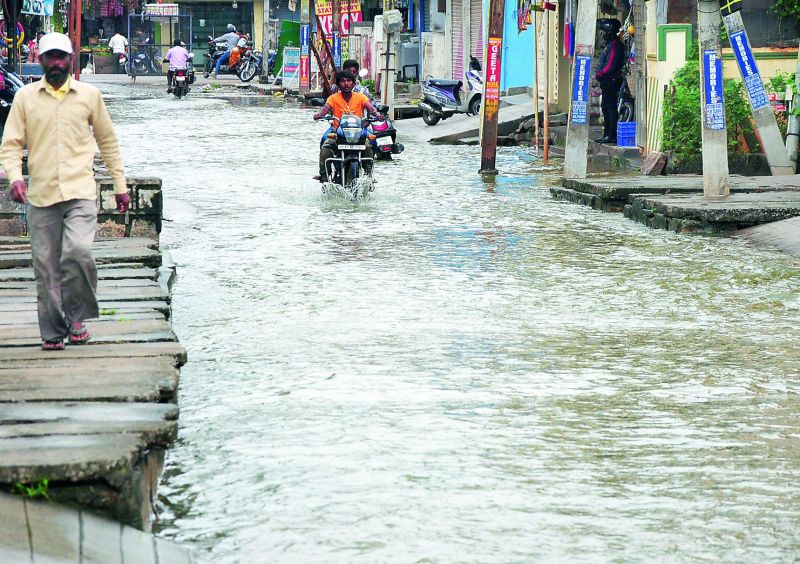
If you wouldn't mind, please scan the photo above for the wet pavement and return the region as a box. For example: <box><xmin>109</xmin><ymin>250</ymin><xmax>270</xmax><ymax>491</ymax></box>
<box><xmin>95</xmin><ymin>77</ymin><xmax>800</xmax><ymax>562</ymax></box>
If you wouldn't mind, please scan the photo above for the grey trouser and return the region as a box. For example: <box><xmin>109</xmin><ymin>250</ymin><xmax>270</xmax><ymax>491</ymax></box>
<box><xmin>28</xmin><ymin>199</ymin><xmax>99</xmax><ymax>341</ymax></box>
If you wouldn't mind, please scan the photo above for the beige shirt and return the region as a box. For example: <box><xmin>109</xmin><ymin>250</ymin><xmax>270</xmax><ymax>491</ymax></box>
<box><xmin>0</xmin><ymin>77</ymin><xmax>127</xmax><ymax>207</ymax></box>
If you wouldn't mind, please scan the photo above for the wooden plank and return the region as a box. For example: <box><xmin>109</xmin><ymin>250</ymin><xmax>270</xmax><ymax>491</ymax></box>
<box><xmin>0</xmin><ymin>493</ymin><xmax>31</xmax><ymax>560</ymax></box>
<box><xmin>0</xmin><ymin>363</ymin><xmax>179</xmax><ymax>403</ymax></box>
<box><xmin>0</xmin><ymin>319</ymin><xmax>175</xmax><ymax>347</ymax></box>
<box><xmin>25</xmin><ymin>494</ymin><xmax>81</xmax><ymax>562</ymax></box>
<box><xmin>0</xmin><ymin>312</ymin><xmax>163</xmax><ymax>326</ymax></box>
<box><xmin>0</xmin><ymin>285</ymin><xmax>169</xmax><ymax>302</ymax></box>
<box><xmin>0</xmin><ymin>267</ymin><xmax>157</xmax><ymax>282</ymax></box>
<box><xmin>0</xmin><ymin>300</ymin><xmax>170</xmax><ymax>317</ymax></box>
<box><xmin>0</xmin><ymin>247</ymin><xmax>161</xmax><ymax>270</ymax></box>
<box><xmin>0</xmin><ymin>342</ymin><xmax>187</xmax><ymax>365</ymax></box>
<box><xmin>0</xmin><ymin>279</ymin><xmax>160</xmax><ymax>290</ymax></box>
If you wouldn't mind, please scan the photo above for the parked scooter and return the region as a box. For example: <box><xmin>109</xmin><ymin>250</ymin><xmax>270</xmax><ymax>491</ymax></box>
<box><xmin>419</xmin><ymin>56</ymin><xmax>483</xmax><ymax>126</ymax></box>
<box><xmin>321</xmin><ymin>114</ymin><xmax>375</xmax><ymax>200</ymax></box>
<box><xmin>237</xmin><ymin>46</ymin><xmax>262</xmax><ymax>82</ymax></box>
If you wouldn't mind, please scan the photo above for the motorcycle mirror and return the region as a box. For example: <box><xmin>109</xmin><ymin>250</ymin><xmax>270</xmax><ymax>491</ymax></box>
<box><xmin>376</xmin><ymin>104</ymin><xmax>389</xmax><ymax>113</ymax></box>
<box><xmin>309</xmin><ymin>98</ymin><xmax>325</xmax><ymax>106</ymax></box>
<box><xmin>188</xmin><ymin>52</ymin><xmax>195</xmax><ymax>59</ymax></box>
<box><xmin>358</xmin><ymin>68</ymin><xmax>368</xmax><ymax>78</ymax></box>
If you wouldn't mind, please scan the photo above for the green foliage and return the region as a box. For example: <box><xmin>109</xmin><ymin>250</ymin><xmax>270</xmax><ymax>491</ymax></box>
<box><xmin>770</xmin><ymin>0</ymin><xmax>800</xmax><ymax>20</ymax></box>
<box><xmin>13</xmin><ymin>479</ymin><xmax>49</xmax><ymax>500</ymax></box>
<box><xmin>361</xmin><ymin>78</ymin><xmax>375</xmax><ymax>93</ymax></box>
<box><xmin>766</xmin><ymin>71</ymin><xmax>796</xmax><ymax>95</ymax></box>
<box><xmin>661</xmin><ymin>57</ymin><xmax>758</xmax><ymax>164</ymax></box>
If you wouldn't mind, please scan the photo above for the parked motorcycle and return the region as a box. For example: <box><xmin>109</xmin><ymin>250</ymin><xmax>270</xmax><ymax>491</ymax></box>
<box><xmin>128</xmin><ymin>44</ymin><xmax>161</xmax><ymax>77</ymax></box>
<box><xmin>321</xmin><ymin>114</ymin><xmax>375</xmax><ymax>200</ymax></box>
<box><xmin>370</xmin><ymin>104</ymin><xmax>404</xmax><ymax>160</ymax></box>
<box><xmin>419</xmin><ymin>56</ymin><xmax>483</xmax><ymax>126</ymax></box>
<box><xmin>238</xmin><ymin>47</ymin><xmax>262</xmax><ymax>82</ymax></box>
<box><xmin>0</xmin><ymin>67</ymin><xmax>24</xmax><ymax>137</ymax></box>
<box><xmin>204</xmin><ymin>38</ymin><xmax>230</xmax><ymax>78</ymax></box>
<box><xmin>617</xmin><ymin>74</ymin><xmax>635</xmax><ymax>123</ymax></box>
<box><xmin>116</xmin><ymin>51</ymin><xmax>128</xmax><ymax>74</ymax></box>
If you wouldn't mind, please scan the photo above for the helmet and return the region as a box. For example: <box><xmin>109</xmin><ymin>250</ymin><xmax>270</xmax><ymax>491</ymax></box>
<box><xmin>598</xmin><ymin>18</ymin><xmax>621</xmax><ymax>35</ymax></box>
<box><xmin>227</xmin><ymin>24</ymin><xmax>236</xmax><ymax>32</ymax></box>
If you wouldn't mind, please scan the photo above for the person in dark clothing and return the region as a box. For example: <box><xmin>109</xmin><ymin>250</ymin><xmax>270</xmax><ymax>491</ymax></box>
<box><xmin>595</xmin><ymin>18</ymin><xmax>626</xmax><ymax>144</ymax></box>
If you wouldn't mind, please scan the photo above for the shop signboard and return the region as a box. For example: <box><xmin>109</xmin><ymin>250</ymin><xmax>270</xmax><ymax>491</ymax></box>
<box><xmin>300</xmin><ymin>54</ymin><xmax>310</xmax><ymax>89</ymax></box>
<box><xmin>283</xmin><ymin>47</ymin><xmax>301</xmax><ymax>90</ymax></box>
<box><xmin>22</xmin><ymin>0</ymin><xmax>54</xmax><ymax>16</ymax></box>
<box><xmin>315</xmin><ymin>0</ymin><xmax>362</xmax><ymax>35</ymax></box>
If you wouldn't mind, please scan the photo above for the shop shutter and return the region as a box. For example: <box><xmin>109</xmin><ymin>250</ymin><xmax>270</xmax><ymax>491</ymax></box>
<box><xmin>451</xmin><ymin>0</ymin><xmax>463</xmax><ymax>79</ymax></box>
<box><xmin>469</xmin><ymin>0</ymin><xmax>482</xmax><ymax>61</ymax></box>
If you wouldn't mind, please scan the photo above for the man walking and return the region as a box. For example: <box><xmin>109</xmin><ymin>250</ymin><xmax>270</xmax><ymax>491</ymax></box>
<box><xmin>0</xmin><ymin>32</ymin><xmax>130</xmax><ymax>350</ymax></box>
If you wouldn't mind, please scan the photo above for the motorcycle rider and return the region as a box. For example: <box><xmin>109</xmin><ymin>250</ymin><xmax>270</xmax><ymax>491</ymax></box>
<box><xmin>213</xmin><ymin>24</ymin><xmax>240</xmax><ymax>79</ymax></box>
<box><xmin>594</xmin><ymin>18</ymin><xmax>626</xmax><ymax>144</ymax></box>
<box><xmin>165</xmin><ymin>38</ymin><xmax>190</xmax><ymax>93</ymax></box>
<box><xmin>107</xmin><ymin>30</ymin><xmax>128</xmax><ymax>73</ymax></box>
<box><xmin>312</xmin><ymin>70</ymin><xmax>382</xmax><ymax>182</ymax></box>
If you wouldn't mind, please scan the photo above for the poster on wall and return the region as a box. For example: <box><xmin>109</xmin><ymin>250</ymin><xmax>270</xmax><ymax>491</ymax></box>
<box><xmin>300</xmin><ymin>54</ymin><xmax>310</xmax><ymax>89</ymax></box>
<box><xmin>570</xmin><ymin>55</ymin><xmax>591</xmax><ymax>125</ymax></box>
<box><xmin>283</xmin><ymin>47</ymin><xmax>301</xmax><ymax>89</ymax></box>
<box><xmin>315</xmin><ymin>0</ymin><xmax>362</xmax><ymax>35</ymax></box>
<box><xmin>702</xmin><ymin>49</ymin><xmax>726</xmax><ymax>130</ymax></box>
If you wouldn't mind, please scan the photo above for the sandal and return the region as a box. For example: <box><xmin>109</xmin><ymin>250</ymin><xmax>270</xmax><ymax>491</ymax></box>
<box><xmin>68</xmin><ymin>323</ymin><xmax>91</xmax><ymax>345</ymax></box>
<box><xmin>42</xmin><ymin>339</ymin><xmax>65</xmax><ymax>351</ymax></box>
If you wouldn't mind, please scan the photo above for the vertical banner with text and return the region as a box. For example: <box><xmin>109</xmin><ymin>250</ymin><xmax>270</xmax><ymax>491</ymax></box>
<box><xmin>570</xmin><ymin>55</ymin><xmax>591</xmax><ymax>125</ymax></box>
<box><xmin>300</xmin><ymin>24</ymin><xmax>311</xmax><ymax>90</ymax></box>
<box><xmin>484</xmin><ymin>37</ymin><xmax>502</xmax><ymax>120</ymax></box>
<box><xmin>702</xmin><ymin>49</ymin><xmax>725</xmax><ymax>130</ymax></box>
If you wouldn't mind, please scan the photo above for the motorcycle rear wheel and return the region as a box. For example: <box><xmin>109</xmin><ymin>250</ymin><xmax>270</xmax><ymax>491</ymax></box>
<box><xmin>619</xmin><ymin>101</ymin><xmax>634</xmax><ymax>123</ymax></box>
<box><xmin>422</xmin><ymin>109</ymin><xmax>440</xmax><ymax>126</ymax></box>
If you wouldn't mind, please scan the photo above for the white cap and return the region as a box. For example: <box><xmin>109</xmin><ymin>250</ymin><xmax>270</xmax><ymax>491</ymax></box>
<box><xmin>38</xmin><ymin>33</ymin><xmax>74</xmax><ymax>56</ymax></box>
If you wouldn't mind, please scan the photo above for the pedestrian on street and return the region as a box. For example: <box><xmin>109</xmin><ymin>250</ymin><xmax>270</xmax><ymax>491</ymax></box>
<box><xmin>594</xmin><ymin>18</ymin><xmax>626</xmax><ymax>145</ymax></box>
<box><xmin>0</xmin><ymin>32</ymin><xmax>131</xmax><ymax>351</ymax></box>
<box><xmin>107</xmin><ymin>30</ymin><xmax>129</xmax><ymax>73</ymax></box>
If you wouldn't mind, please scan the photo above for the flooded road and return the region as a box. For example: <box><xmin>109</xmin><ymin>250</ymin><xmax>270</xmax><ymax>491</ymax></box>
<box><xmin>103</xmin><ymin>80</ymin><xmax>800</xmax><ymax>562</ymax></box>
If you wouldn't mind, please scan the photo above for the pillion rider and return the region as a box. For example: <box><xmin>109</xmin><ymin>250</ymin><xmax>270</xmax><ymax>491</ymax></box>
<box><xmin>312</xmin><ymin>70</ymin><xmax>383</xmax><ymax>182</ymax></box>
<box><xmin>594</xmin><ymin>18</ymin><xmax>626</xmax><ymax>145</ymax></box>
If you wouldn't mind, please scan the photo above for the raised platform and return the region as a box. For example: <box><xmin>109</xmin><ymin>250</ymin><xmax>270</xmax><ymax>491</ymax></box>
<box><xmin>552</xmin><ymin>175</ymin><xmax>800</xmax><ymax>233</ymax></box>
<box><xmin>0</xmin><ymin>237</ymin><xmax>187</xmax><ymax>534</ymax></box>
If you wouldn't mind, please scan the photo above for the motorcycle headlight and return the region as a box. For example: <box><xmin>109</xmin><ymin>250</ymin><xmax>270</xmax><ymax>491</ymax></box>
<box><xmin>343</xmin><ymin>127</ymin><xmax>362</xmax><ymax>143</ymax></box>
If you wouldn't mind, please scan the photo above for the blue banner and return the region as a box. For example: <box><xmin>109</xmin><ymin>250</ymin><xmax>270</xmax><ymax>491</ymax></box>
<box><xmin>570</xmin><ymin>55</ymin><xmax>591</xmax><ymax>125</ymax></box>
<box><xmin>730</xmin><ymin>30</ymin><xmax>768</xmax><ymax>111</ymax></box>
<box><xmin>333</xmin><ymin>31</ymin><xmax>341</xmax><ymax>68</ymax></box>
<box><xmin>301</xmin><ymin>24</ymin><xmax>310</xmax><ymax>55</ymax></box>
<box><xmin>703</xmin><ymin>49</ymin><xmax>725</xmax><ymax>130</ymax></box>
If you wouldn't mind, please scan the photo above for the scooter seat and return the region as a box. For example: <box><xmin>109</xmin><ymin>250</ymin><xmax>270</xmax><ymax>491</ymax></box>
<box><xmin>428</xmin><ymin>79</ymin><xmax>462</xmax><ymax>89</ymax></box>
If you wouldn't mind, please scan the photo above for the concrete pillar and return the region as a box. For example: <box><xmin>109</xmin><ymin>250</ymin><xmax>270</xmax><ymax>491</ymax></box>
<box><xmin>563</xmin><ymin>0</ymin><xmax>599</xmax><ymax>180</ymax></box>
<box><xmin>786</xmin><ymin>41</ymin><xmax>800</xmax><ymax>170</ymax></box>
<box><xmin>698</xmin><ymin>0</ymin><xmax>729</xmax><ymax>196</ymax></box>
<box><xmin>723</xmin><ymin>11</ymin><xmax>795</xmax><ymax>176</ymax></box>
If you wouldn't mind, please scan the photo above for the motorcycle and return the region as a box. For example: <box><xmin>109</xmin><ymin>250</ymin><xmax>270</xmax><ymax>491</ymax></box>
<box><xmin>204</xmin><ymin>38</ymin><xmax>230</xmax><ymax>78</ymax></box>
<box><xmin>419</xmin><ymin>56</ymin><xmax>483</xmax><ymax>126</ymax></box>
<box><xmin>617</xmin><ymin>74</ymin><xmax>635</xmax><ymax>123</ymax></box>
<box><xmin>116</xmin><ymin>51</ymin><xmax>128</xmax><ymax>74</ymax></box>
<box><xmin>128</xmin><ymin>43</ymin><xmax>161</xmax><ymax>77</ymax></box>
<box><xmin>370</xmin><ymin>103</ymin><xmax>404</xmax><ymax>160</ymax></box>
<box><xmin>321</xmin><ymin>114</ymin><xmax>375</xmax><ymax>200</ymax></box>
<box><xmin>171</xmin><ymin>67</ymin><xmax>191</xmax><ymax>98</ymax></box>
<box><xmin>237</xmin><ymin>47</ymin><xmax>262</xmax><ymax>82</ymax></box>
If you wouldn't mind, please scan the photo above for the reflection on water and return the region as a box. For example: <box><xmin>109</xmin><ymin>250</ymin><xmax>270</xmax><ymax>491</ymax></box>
<box><xmin>104</xmin><ymin>81</ymin><xmax>800</xmax><ymax>562</ymax></box>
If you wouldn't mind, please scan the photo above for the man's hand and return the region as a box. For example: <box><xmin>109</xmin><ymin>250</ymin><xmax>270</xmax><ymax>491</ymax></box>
<box><xmin>9</xmin><ymin>180</ymin><xmax>26</xmax><ymax>204</ymax></box>
<box><xmin>115</xmin><ymin>193</ymin><xmax>131</xmax><ymax>213</ymax></box>
<box><xmin>313</xmin><ymin>114</ymin><xmax>321</xmax><ymax>121</ymax></box>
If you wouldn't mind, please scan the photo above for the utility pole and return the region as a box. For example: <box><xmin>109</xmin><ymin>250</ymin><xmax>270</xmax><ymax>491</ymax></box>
<box><xmin>332</xmin><ymin>0</ymin><xmax>341</xmax><ymax>68</ymax></box>
<box><xmin>531</xmin><ymin>6</ymin><xmax>539</xmax><ymax>154</ymax></box>
<box><xmin>478</xmin><ymin>0</ymin><xmax>505</xmax><ymax>175</ymax></box>
<box><xmin>698</xmin><ymin>0</ymin><xmax>729</xmax><ymax>196</ymax></box>
<box><xmin>786</xmin><ymin>41</ymin><xmax>800</xmax><ymax>170</ymax></box>
<box><xmin>261</xmin><ymin>0</ymin><xmax>270</xmax><ymax>81</ymax></box>
<box><xmin>542</xmin><ymin>1</ymin><xmax>551</xmax><ymax>162</ymax></box>
<box><xmin>722</xmin><ymin>5</ymin><xmax>794</xmax><ymax>176</ymax></box>
<box><xmin>563</xmin><ymin>0</ymin><xmax>599</xmax><ymax>179</ymax></box>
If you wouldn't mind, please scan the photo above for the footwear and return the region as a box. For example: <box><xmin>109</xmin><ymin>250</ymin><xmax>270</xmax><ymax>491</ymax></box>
<box><xmin>595</xmin><ymin>136</ymin><xmax>612</xmax><ymax>144</ymax></box>
<box><xmin>42</xmin><ymin>339</ymin><xmax>65</xmax><ymax>351</ymax></box>
<box><xmin>68</xmin><ymin>322</ymin><xmax>91</xmax><ymax>345</ymax></box>
<box><xmin>167</xmin><ymin>88</ymin><xmax>172</xmax><ymax>93</ymax></box>
<box><xmin>314</xmin><ymin>174</ymin><xmax>327</xmax><ymax>183</ymax></box>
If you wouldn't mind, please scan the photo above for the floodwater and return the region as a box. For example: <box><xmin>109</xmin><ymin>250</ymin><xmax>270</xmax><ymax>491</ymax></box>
<box><xmin>104</xmin><ymin>80</ymin><xmax>800</xmax><ymax>562</ymax></box>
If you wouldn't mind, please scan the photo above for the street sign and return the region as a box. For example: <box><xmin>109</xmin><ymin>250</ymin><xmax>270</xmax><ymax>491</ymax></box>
<box><xmin>703</xmin><ymin>49</ymin><xmax>726</xmax><ymax>130</ymax></box>
<box><xmin>570</xmin><ymin>55</ymin><xmax>591</xmax><ymax>125</ymax></box>
<box><xmin>333</xmin><ymin>32</ymin><xmax>341</xmax><ymax>68</ymax></box>
<box><xmin>300</xmin><ymin>54</ymin><xmax>310</xmax><ymax>89</ymax></box>
<box><xmin>301</xmin><ymin>24</ymin><xmax>310</xmax><ymax>55</ymax></box>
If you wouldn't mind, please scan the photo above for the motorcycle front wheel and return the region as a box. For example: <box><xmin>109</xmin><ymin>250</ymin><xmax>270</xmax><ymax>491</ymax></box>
<box><xmin>203</xmin><ymin>59</ymin><xmax>212</xmax><ymax>78</ymax></box>
<box><xmin>422</xmin><ymin>109</ymin><xmax>440</xmax><ymax>126</ymax></box>
<box><xmin>239</xmin><ymin>60</ymin><xmax>258</xmax><ymax>82</ymax></box>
